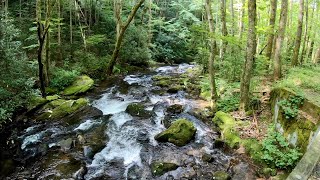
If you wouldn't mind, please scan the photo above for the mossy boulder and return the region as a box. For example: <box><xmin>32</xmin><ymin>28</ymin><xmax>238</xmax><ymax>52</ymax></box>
<box><xmin>212</xmin><ymin>171</ymin><xmax>231</xmax><ymax>180</ymax></box>
<box><xmin>126</xmin><ymin>103</ymin><xmax>152</xmax><ymax>118</ymax></box>
<box><xmin>155</xmin><ymin>118</ymin><xmax>196</xmax><ymax>146</ymax></box>
<box><xmin>62</xmin><ymin>75</ymin><xmax>94</xmax><ymax>96</ymax></box>
<box><xmin>213</xmin><ymin>111</ymin><xmax>242</xmax><ymax>148</ymax></box>
<box><xmin>27</xmin><ymin>95</ymin><xmax>60</xmax><ymax>112</ymax></box>
<box><xmin>36</xmin><ymin>98</ymin><xmax>88</xmax><ymax>121</ymax></box>
<box><xmin>150</xmin><ymin>162</ymin><xmax>178</xmax><ymax>176</ymax></box>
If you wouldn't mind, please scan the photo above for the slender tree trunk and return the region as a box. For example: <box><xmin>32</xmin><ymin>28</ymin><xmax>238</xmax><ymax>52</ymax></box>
<box><xmin>314</xmin><ymin>48</ymin><xmax>320</xmax><ymax>64</ymax></box>
<box><xmin>148</xmin><ymin>0</ymin><xmax>153</xmax><ymax>46</ymax></box>
<box><xmin>273</xmin><ymin>0</ymin><xmax>288</xmax><ymax>80</ymax></box>
<box><xmin>37</xmin><ymin>23</ymin><xmax>47</xmax><ymax>98</ymax></box>
<box><xmin>44</xmin><ymin>0</ymin><xmax>50</xmax><ymax>85</ymax></box>
<box><xmin>57</xmin><ymin>0</ymin><xmax>62</xmax><ymax>65</ymax></box>
<box><xmin>205</xmin><ymin>0</ymin><xmax>218</xmax><ymax>111</ymax></box>
<box><xmin>265</xmin><ymin>0</ymin><xmax>277</xmax><ymax>61</ymax></box>
<box><xmin>220</xmin><ymin>0</ymin><xmax>228</xmax><ymax>61</ymax></box>
<box><xmin>106</xmin><ymin>0</ymin><xmax>146</xmax><ymax>75</ymax></box>
<box><xmin>114</xmin><ymin>0</ymin><xmax>122</xmax><ymax>40</ymax></box>
<box><xmin>239</xmin><ymin>0</ymin><xmax>246</xmax><ymax>40</ymax></box>
<box><xmin>299</xmin><ymin>0</ymin><xmax>308</xmax><ymax>64</ymax></box>
<box><xmin>306</xmin><ymin>0</ymin><xmax>315</xmax><ymax>62</ymax></box>
<box><xmin>70</xmin><ymin>0</ymin><xmax>73</xmax><ymax>45</ymax></box>
<box><xmin>239</xmin><ymin>0</ymin><xmax>257</xmax><ymax>112</ymax></box>
<box><xmin>292</xmin><ymin>0</ymin><xmax>305</xmax><ymax>66</ymax></box>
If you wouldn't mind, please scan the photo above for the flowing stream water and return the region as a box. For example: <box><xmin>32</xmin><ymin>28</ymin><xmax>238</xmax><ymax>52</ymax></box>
<box><xmin>6</xmin><ymin>64</ymin><xmax>237</xmax><ymax>180</ymax></box>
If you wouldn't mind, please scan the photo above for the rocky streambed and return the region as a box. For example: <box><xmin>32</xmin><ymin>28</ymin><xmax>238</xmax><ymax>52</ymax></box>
<box><xmin>1</xmin><ymin>64</ymin><xmax>253</xmax><ymax>179</ymax></box>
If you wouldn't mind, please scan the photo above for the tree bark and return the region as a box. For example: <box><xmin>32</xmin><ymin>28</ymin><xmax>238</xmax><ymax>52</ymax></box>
<box><xmin>292</xmin><ymin>0</ymin><xmax>304</xmax><ymax>66</ymax></box>
<box><xmin>239</xmin><ymin>0</ymin><xmax>257</xmax><ymax>112</ymax></box>
<box><xmin>265</xmin><ymin>0</ymin><xmax>277</xmax><ymax>61</ymax></box>
<box><xmin>205</xmin><ymin>0</ymin><xmax>218</xmax><ymax>111</ymax></box>
<box><xmin>106</xmin><ymin>0</ymin><xmax>146</xmax><ymax>75</ymax></box>
<box><xmin>299</xmin><ymin>0</ymin><xmax>308</xmax><ymax>64</ymax></box>
<box><xmin>239</xmin><ymin>0</ymin><xmax>246</xmax><ymax>40</ymax></box>
<box><xmin>220</xmin><ymin>0</ymin><xmax>228</xmax><ymax>61</ymax></box>
<box><xmin>314</xmin><ymin>48</ymin><xmax>320</xmax><ymax>64</ymax></box>
<box><xmin>57</xmin><ymin>0</ymin><xmax>62</xmax><ymax>65</ymax></box>
<box><xmin>273</xmin><ymin>0</ymin><xmax>288</xmax><ymax>80</ymax></box>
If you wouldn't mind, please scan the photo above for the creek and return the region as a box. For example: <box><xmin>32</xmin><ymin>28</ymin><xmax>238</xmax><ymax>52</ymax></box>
<box><xmin>4</xmin><ymin>64</ymin><xmax>242</xmax><ymax>180</ymax></box>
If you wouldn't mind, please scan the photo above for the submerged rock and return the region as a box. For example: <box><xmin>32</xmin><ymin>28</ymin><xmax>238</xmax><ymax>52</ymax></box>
<box><xmin>62</xmin><ymin>75</ymin><xmax>94</xmax><ymax>96</ymax></box>
<box><xmin>150</xmin><ymin>162</ymin><xmax>178</xmax><ymax>176</ymax></box>
<box><xmin>58</xmin><ymin>138</ymin><xmax>73</xmax><ymax>152</ymax></box>
<box><xmin>155</xmin><ymin>119</ymin><xmax>196</xmax><ymax>146</ymax></box>
<box><xmin>213</xmin><ymin>171</ymin><xmax>231</xmax><ymax>180</ymax></box>
<box><xmin>126</xmin><ymin>103</ymin><xmax>152</xmax><ymax>118</ymax></box>
<box><xmin>167</xmin><ymin>104</ymin><xmax>184</xmax><ymax>114</ymax></box>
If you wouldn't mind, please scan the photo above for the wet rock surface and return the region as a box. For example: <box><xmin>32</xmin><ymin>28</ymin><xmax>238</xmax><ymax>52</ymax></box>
<box><xmin>3</xmin><ymin>64</ymin><xmax>251</xmax><ymax>179</ymax></box>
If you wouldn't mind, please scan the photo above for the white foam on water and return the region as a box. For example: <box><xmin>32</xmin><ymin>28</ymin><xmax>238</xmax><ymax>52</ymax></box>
<box><xmin>21</xmin><ymin>132</ymin><xmax>44</xmax><ymax>150</ymax></box>
<box><xmin>124</xmin><ymin>75</ymin><xmax>152</xmax><ymax>87</ymax></box>
<box><xmin>110</xmin><ymin>112</ymin><xmax>133</xmax><ymax>128</ymax></box>
<box><xmin>74</xmin><ymin>119</ymin><xmax>100</xmax><ymax>131</ymax></box>
<box><xmin>92</xmin><ymin>92</ymin><xmax>138</xmax><ymax>115</ymax></box>
<box><xmin>86</xmin><ymin>124</ymin><xmax>142</xmax><ymax>179</ymax></box>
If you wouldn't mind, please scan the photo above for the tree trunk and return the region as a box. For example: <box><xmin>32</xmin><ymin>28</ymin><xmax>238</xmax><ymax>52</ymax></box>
<box><xmin>239</xmin><ymin>0</ymin><xmax>246</xmax><ymax>40</ymax></box>
<box><xmin>265</xmin><ymin>0</ymin><xmax>277</xmax><ymax>61</ymax></box>
<box><xmin>148</xmin><ymin>0</ymin><xmax>153</xmax><ymax>46</ymax></box>
<box><xmin>37</xmin><ymin>23</ymin><xmax>47</xmax><ymax>98</ymax></box>
<box><xmin>299</xmin><ymin>0</ymin><xmax>308</xmax><ymax>64</ymax></box>
<box><xmin>44</xmin><ymin>0</ymin><xmax>50</xmax><ymax>85</ymax></box>
<box><xmin>292</xmin><ymin>0</ymin><xmax>304</xmax><ymax>66</ymax></box>
<box><xmin>273</xmin><ymin>0</ymin><xmax>288</xmax><ymax>80</ymax></box>
<box><xmin>205</xmin><ymin>0</ymin><xmax>218</xmax><ymax>111</ymax></box>
<box><xmin>314</xmin><ymin>48</ymin><xmax>320</xmax><ymax>63</ymax></box>
<box><xmin>220</xmin><ymin>0</ymin><xmax>228</xmax><ymax>61</ymax></box>
<box><xmin>306</xmin><ymin>0</ymin><xmax>315</xmax><ymax>62</ymax></box>
<box><xmin>70</xmin><ymin>0</ymin><xmax>73</xmax><ymax>45</ymax></box>
<box><xmin>57</xmin><ymin>0</ymin><xmax>62</xmax><ymax>65</ymax></box>
<box><xmin>239</xmin><ymin>0</ymin><xmax>257</xmax><ymax>112</ymax></box>
<box><xmin>106</xmin><ymin>0</ymin><xmax>146</xmax><ymax>75</ymax></box>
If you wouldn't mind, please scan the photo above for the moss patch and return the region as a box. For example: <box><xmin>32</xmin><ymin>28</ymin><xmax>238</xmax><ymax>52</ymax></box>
<box><xmin>125</xmin><ymin>103</ymin><xmax>152</xmax><ymax>118</ymax></box>
<box><xmin>36</xmin><ymin>98</ymin><xmax>88</xmax><ymax>121</ymax></box>
<box><xmin>62</xmin><ymin>75</ymin><xmax>94</xmax><ymax>96</ymax></box>
<box><xmin>155</xmin><ymin>118</ymin><xmax>196</xmax><ymax>146</ymax></box>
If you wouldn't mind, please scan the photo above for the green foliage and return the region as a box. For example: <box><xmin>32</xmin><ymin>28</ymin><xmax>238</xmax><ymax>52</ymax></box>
<box><xmin>0</xmin><ymin>13</ymin><xmax>35</xmax><ymax>123</ymax></box>
<box><xmin>278</xmin><ymin>95</ymin><xmax>304</xmax><ymax>119</ymax></box>
<box><xmin>217</xmin><ymin>94</ymin><xmax>240</xmax><ymax>112</ymax></box>
<box><xmin>262</xmin><ymin>125</ymin><xmax>302</xmax><ymax>169</ymax></box>
<box><xmin>71</xmin><ymin>51</ymin><xmax>109</xmax><ymax>79</ymax></box>
<box><xmin>120</xmin><ymin>26</ymin><xmax>151</xmax><ymax>66</ymax></box>
<box><xmin>50</xmin><ymin>68</ymin><xmax>79</xmax><ymax>91</ymax></box>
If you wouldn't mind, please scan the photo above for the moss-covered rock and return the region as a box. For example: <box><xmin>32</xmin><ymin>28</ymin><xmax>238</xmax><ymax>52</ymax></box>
<box><xmin>270</xmin><ymin>88</ymin><xmax>320</xmax><ymax>152</ymax></box>
<box><xmin>27</xmin><ymin>95</ymin><xmax>60</xmax><ymax>112</ymax></box>
<box><xmin>36</xmin><ymin>98</ymin><xmax>88</xmax><ymax>121</ymax></box>
<box><xmin>155</xmin><ymin>118</ymin><xmax>196</xmax><ymax>146</ymax></box>
<box><xmin>126</xmin><ymin>103</ymin><xmax>152</xmax><ymax>118</ymax></box>
<box><xmin>62</xmin><ymin>75</ymin><xmax>94</xmax><ymax>96</ymax></box>
<box><xmin>150</xmin><ymin>162</ymin><xmax>178</xmax><ymax>176</ymax></box>
<box><xmin>212</xmin><ymin>171</ymin><xmax>231</xmax><ymax>180</ymax></box>
<box><xmin>213</xmin><ymin>111</ymin><xmax>242</xmax><ymax>148</ymax></box>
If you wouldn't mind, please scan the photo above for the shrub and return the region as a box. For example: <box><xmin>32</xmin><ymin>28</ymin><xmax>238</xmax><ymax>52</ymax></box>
<box><xmin>278</xmin><ymin>95</ymin><xmax>304</xmax><ymax>119</ymax></box>
<box><xmin>262</xmin><ymin>125</ymin><xmax>302</xmax><ymax>169</ymax></box>
<box><xmin>0</xmin><ymin>13</ymin><xmax>34</xmax><ymax>124</ymax></box>
<box><xmin>50</xmin><ymin>68</ymin><xmax>79</xmax><ymax>91</ymax></box>
<box><xmin>120</xmin><ymin>26</ymin><xmax>151</xmax><ymax>66</ymax></box>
